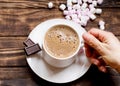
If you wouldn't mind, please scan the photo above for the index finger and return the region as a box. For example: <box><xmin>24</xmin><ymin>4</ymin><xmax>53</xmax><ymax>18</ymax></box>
<box><xmin>88</xmin><ymin>28</ymin><xmax>115</xmax><ymax>42</ymax></box>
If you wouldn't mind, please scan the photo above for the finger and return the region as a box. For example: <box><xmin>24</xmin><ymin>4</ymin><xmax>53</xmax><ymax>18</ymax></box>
<box><xmin>84</xmin><ymin>43</ymin><xmax>93</xmax><ymax>57</ymax></box>
<box><xmin>82</xmin><ymin>32</ymin><xmax>105</xmax><ymax>55</ymax></box>
<box><xmin>88</xmin><ymin>28</ymin><xmax>115</xmax><ymax>42</ymax></box>
<box><xmin>86</xmin><ymin>49</ymin><xmax>100</xmax><ymax>65</ymax></box>
<box><xmin>98</xmin><ymin>66</ymin><xmax>107</xmax><ymax>73</ymax></box>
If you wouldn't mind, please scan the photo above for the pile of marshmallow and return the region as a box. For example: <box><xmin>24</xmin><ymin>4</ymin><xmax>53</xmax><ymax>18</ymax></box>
<box><xmin>48</xmin><ymin>0</ymin><xmax>105</xmax><ymax>30</ymax></box>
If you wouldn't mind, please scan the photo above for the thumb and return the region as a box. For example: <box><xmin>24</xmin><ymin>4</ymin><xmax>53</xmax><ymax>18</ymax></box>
<box><xmin>82</xmin><ymin>32</ymin><xmax>105</xmax><ymax>55</ymax></box>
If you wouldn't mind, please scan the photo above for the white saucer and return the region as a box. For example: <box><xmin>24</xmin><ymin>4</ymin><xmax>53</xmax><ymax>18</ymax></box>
<box><xmin>26</xmin><ymin>19</ymin><xmax>91</xmax><ymax>83</ymax></box>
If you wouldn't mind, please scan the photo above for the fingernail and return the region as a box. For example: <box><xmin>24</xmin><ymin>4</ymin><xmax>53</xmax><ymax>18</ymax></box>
<box><xmin>100</xmin><ymin>66</ymin><xmax>107</xmax><ymax>73</ymax></box>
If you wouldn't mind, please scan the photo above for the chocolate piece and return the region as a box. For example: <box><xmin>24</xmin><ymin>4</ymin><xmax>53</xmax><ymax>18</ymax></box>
<box><xmin>23</xmin><ymin>38</ymin><xmax>35</xmax><ymax>47</ymax></box>
<box><xmin>24</xmin><ymin>44</ymin><xmax>41</xmax><ymax>56</ymax></box>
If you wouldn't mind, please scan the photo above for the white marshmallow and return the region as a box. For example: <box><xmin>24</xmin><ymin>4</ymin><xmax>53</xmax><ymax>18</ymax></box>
<box><xmin>67</xmin><ymin>0</ymin><xmax>72</xmax><ymax>7</ymax></box>
<box><xmin>81</xmin><ymin>3</ymin><xmax>88</xmax><ymax>9</ymax></box>
<box><xmin>99</xmin><ymin>20</ymin><xmax>105</xmax><ymax>25</ymax></box>
<box><xmin>48</xmin><ymin>2</ymin><xmax>54</xmax><ymax>8</ymax></box>
<box><xmin>88</xmin><ymin>0</ymin><xmax>93</xmax><ymax>3</ymax></box>
<box><xmin>83</xmin><ymin>0</ymin><xmax>88</xmax><ymax>3</ymax></box>
<box><xmin>95</xmin><ymin>8</ymin><xmax>102</xmax><ymax>14</ymax></box>
<box><xmin>59</xmin><ymin>4</ymin><xmax>66</xmax><ymax>11</ymax></box>
<box><xmin>89</xmin><ymin>14</ymin><xmax>96</xmax><ymax>20</ymax></box>
<box><xmin>100</xmin><ymin>25</ymin><xmax>105</xmax><ymax>30</ymax></box>
<box><xmin>65</xmin><ymin>15</ymin><xmax>71</xmax><ymax>20</ymax></box>
<box><xmin>72</xmin><ymin>0</ymin><xmax>78</xmax><ymax>3</ymax></box>
<box><xmin>73</xmin><ymin>4</ymin><xmax>81</xmax><ymax>10</ymax></box>
<box><xmin>90</xmin><ymin>7</ymin><xmax>96</xmax><ymax>14</ymax></box>
<box><xmin>92</xmin><ymin>1</ymin><xmax>97</xmax><ymax>7</ymax></box>
<box><xmin>63</xmin><ymin>10</ymin><xmax>69</xmax><ymax>15</ymax></box>
<box><xmin>79</xmin><ymin>20</ymin><xmax>87</xmax><ymax>26</ymax></box>
<box><xmin>97</xmin><ymin>0</ymin><xmax>103</xmax><ymax>5</ymax></box>
<box><xmin>89</xmin><ymin>4</ymin><xmax>95</xmax><ymax>9</ymax></box>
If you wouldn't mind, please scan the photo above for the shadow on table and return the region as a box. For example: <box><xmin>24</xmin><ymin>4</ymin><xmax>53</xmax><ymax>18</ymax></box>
<box><xmin>29</xmin><ymin>65</ymin><xmax>118</xmax><ymax>86</ymax></box>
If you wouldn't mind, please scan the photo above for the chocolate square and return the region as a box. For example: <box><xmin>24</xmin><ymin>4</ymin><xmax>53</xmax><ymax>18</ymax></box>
<box><xmin>24</xmin><ymin>44</ymin><xmax>41</xmax><ymax>56</ymax></box>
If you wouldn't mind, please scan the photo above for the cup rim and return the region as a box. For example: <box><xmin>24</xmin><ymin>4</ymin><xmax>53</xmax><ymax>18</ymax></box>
<box><xmin>42</xmin><ymin>24</ymin><xmax>81</xmax><ymax>60</ymax></box>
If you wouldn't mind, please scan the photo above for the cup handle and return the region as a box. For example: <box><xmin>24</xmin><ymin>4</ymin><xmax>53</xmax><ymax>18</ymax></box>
<box><xmin>79</xmin><ymin>40</ymin><xmax>84</xmax><ymax>54</ymax></box>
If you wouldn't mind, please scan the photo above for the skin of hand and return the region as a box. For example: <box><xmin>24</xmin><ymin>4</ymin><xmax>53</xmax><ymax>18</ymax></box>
<box><xmin>82</xmin><ymin>28</ymin><xmax>120</xmax><ymax>72</ymax></box>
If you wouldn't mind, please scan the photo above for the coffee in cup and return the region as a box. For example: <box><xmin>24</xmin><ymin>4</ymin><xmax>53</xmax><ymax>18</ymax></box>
<box><xmin>44</xmin><ymin>25</ymin><xmax>80</xmax><ymax>59</ymax></box>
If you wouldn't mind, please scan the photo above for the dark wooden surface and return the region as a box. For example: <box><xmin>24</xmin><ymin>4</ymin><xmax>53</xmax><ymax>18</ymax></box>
<box><xmin>0</xmin><ymin>0</ymin><xmax>120</xmax><ymax>86</ymax></box>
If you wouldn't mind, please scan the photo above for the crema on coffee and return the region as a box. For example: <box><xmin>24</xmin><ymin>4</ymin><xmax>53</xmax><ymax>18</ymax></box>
<box><xmin>44</xmin><ymin>25</ymin><xmax>79</xmax><ymax>58</ymax></box>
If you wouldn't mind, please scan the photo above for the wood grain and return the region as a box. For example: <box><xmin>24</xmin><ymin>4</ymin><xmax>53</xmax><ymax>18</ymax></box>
<box><xmin>0</xmin><ymin>0</ymin><xmax>119</xmax><ymax>86</ymax></box>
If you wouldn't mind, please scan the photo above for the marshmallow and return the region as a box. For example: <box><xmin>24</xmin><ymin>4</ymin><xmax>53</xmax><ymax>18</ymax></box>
<box><xmin>99</xmin><ymin>20</ymin><xmax>105</xmax><ymax>30</ymax></box>
<box><xmin>79</xmin><ymin>20</ymin><xmax>87</xmax><ymax>26</ymax></box>
<box><xmin>90</xmin><ymin>7</ymin><xmax>96</xmax><ymax>14</ymax></box>
<box><xmin>92</xmin><ymin>1</ymin><xmax>97</xmax><ymax>7</ymax></box>
<box><xmin>63</xmin><ymin>10</ymin><xmax>69</xmax><ymax>15</ymax></box>
<box><xmin>95</xmin><ymin>8</ymin><xmax>102</xmax><ymax>14</ymax></box>
<box><xmin>72</xmin><ymin>18</ymin><xmax>81</xmax><ymax>23</ymax></box>
<box><xmin>69</xmin><ymin>9</ymin><xmax>76</xmax><ymax>14</ymax></box>
<box><xmin>68</xmin><ymin>6</ymin><xmax>73</xmax><ymax>10</ymax></box>
<box><xmin>88</xmin><ymin>0</ymin><xmax>93</xmax><ymax>3</ymax></box>
<box><xmin>97</xmin><ymin>0</ymin><xmax>103</xmax><ymax>4</ymax></box>
<box><xmin>100</xmin><ymin>25</ymin><xmax>105</xmax><ymax>30</ymax></box>
<box><xmin>73</xmin><ymin>4</ymin><xmax>81</xmax><ymax>10</ymax></box>
<box><xmin>81</xmin><ymin>3</ymin><xmax>88</xmax><ymax>9</ymax></box>
<box><xmin>71</xmin><ymin>14</ymin><xmax>78</xmax><ymax>19</ymax></box>
<box><xmin>89</xmin><ymin>14</ymin><xmax>96</xmax><ymax>20</ymax></box>
<box><xmin>78</xmin><ymin>0</ymin><xmax>82</xmax><ymax>5</ymax></box>
<box><xmin>48</xmin><ymin>2</ymin><xmax>54</xmax><ymax>8</ymax></box>
<box><xmin>89</xmin><ymin>4</ymin><xmax>95</xmax><ymax>9</ymax></box>
<box><xmin>72</xmin><ymin>0</ymin><xmax>78</xmax><ymax>3</ymax></box>
<box><xmin>59</xmin><ymin>4</ymin><xmax>66</xmax><ymax>11</ymax></box>
<box><xmin>83</xmin><ymin>0</ymin><xmax>88</xmax><ymax>3</ymax></box>
<box><xmin>67</xmin><ymin>0</ymin><xmax>72</xmax><ymax>7</ymax></box>
<box><xmin>99</xmin><ymin>20</ymin><xmax>105</xmax><ymax>25</ymax></box>
<box><xmin>65</xmin><ymin>15</ymin><xmax>71</xmax><ymax>20</ymax></box>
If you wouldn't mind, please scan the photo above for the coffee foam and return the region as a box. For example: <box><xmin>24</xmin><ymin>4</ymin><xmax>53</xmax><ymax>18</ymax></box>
<box><xmin>44</xmin><ymin>25</ymin><xmax>79</xmax><ymax>58</ymax></box>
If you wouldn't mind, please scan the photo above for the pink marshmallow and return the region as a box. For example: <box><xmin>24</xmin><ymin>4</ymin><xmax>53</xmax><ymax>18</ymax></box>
<box><xmin>73</xmin><ymin>4</ymin><xmax>81</xmax><ymax>10</ymax></box>
<box><xmin>71</xmin><ymin>14</ymin><xmax>78</xmax><ymax>19</ymax></box>
<box><xmin>68</xmin><ymin>9</ymin><xmax>76</xmax><ymax>14</ymax></box>
<box><xmin>78</xmin><ymin>0</ymin><xmax>82</xmax><ymax>5</ymax></box>
<box><xmin>67</xmin><ymin>6</ymin><xmax>72</xmax><ymax>10</ymax></box>
<box><xmin>72</xmin><ymin>18</ymin><xmax>81</xmax><ymax>23</ymax></box>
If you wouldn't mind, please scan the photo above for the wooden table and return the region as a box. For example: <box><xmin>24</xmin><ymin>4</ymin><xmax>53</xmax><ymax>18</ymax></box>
<box><xmin>0</xmin><ymin>0</ymin><xmax>120</xmax><ymax>86</ymax></box>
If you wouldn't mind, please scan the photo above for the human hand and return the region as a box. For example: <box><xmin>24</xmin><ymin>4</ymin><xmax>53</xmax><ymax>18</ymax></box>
<box><xmin>82</xmin><ymin>28</ymin><xmax>120</xmax><ymax>72</ymax></box>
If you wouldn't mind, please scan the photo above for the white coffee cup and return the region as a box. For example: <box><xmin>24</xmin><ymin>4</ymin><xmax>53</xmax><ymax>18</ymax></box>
<box><xmin>29</xmin><ymin>19</ymin><xmax>85</xmax><ymax>68</ymax></box>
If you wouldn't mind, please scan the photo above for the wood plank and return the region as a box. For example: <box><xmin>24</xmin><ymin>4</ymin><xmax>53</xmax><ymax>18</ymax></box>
<box><xmin>0</xmin><ymin>67</ymin><xmax>31</xmax><ymax>79</ymax></box>
<box><xmin>0</xmin><ymin>8</ymin><xmax>119</xmax><ymax>36</ymax></box>
<box><xmin>83</xmin><ymin>8</ymin><xmax>120</xmax><ymax>35</ymax></box>
<box><xmin>0</xmin><ymin>37</ymin><xmax>26</xmax><ymax>48</ymax></box>
<box><xmin>0</xmin><ymin>0</ymin><xmax>119</xmax><ymax>8</ymax></box>
<box><xmin>0</xmin><ymin>79</ymin><xmax>38</xmax><ymax>86</ymax></box>
<box><xmin>0</xmin><ymin>48</ymin><xmax>26</xmax><ymax>67</ymax></box>
<box><xmin>0</xmin><ymin>8</ymin><xmax>63</xmax><ymax>36</ymax></box>
<box><xmin>0</xmin><ymin>65</ymin><xmax>119</xmax><ymax>86</ymax></box>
